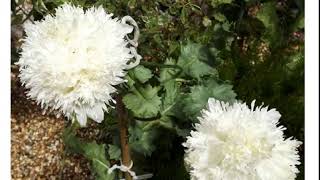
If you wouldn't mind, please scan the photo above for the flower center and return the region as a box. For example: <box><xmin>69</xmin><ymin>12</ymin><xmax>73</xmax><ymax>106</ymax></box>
<box><xmin>219</xmin><ymin>133</ymin><xmax>273</xmax><ymax>171</ymax></box>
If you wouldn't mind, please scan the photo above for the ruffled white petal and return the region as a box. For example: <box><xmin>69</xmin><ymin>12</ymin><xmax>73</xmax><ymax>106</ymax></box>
<box><xmin>17</xmin><ymin>4</ymin><xmax>139</xmax><ymax>126</ymax></box>
<box><xmin>184</xmin><ymin>98</ymin><xmax>302</xmax><ymax>180</ymax></box>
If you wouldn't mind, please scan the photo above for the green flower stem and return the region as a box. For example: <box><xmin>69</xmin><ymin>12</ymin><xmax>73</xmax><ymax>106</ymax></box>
<box><xmin>93</xmin><ymin>158</ymin><xmax>110</xmax><ymax>169</ymax></box>
<box><xmin>140</xmin><ymin>61</ymin><xmax>183</xmax><ymax>83</ymax></box>
<box><xmin>134</xmin><ymin>113</ymin><xmax>161</xmax><ymax>121</ymax></box>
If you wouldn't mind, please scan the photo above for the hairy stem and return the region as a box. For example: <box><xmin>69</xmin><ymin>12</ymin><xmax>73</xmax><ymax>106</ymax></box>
<box><xmin>116</xmin><ymin>95</ymin><xmax>132</xmax><ymax>180</ymax></box>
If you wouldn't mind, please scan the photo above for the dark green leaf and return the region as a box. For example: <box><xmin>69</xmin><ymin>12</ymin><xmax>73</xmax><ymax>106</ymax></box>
<box><xmin>129</xmin><ymin>122</ymin><xmax>157</xmax><ymax>156</ymax></box>
<box><xmin>211</xmin><ymin>0</ymin><xmax>233</xmax><ymax>6</ymax></box>
<box><xmin>256</xmin><ymin>2</ymin><xmax>280</xmax><ymax>44</ymax></box>
<box><xmin>175</xmin><ymin>80</ymin><xmax>236</xmax><ymax>121</ymax></box>
<box><xmin>62</xmin><ymin>126</ymin><xmax>114</xmax><ymax>180</ymax></box>
<box><xmin>177</xmin><ymin>42</ymin><xmax>215</xmax><ymax>79</ymax></box>
<box><xmin>159</xmin><ymin>58</ymin><xmax>179</xmax><ymax>83</ymax></box>
<box><xmin>123</xmin><ymin>85</ymin><xmax>161</xmax><ymax>118</ymax></box>
<box><xmin>130</xmin><ymin>65</ymin><xmax>153</xmax><ymax>84</ymax></box>
<box><xmin>108</xmin><ymin>144</ymin><xmax>121</xmax><ymax>160</ymax></box>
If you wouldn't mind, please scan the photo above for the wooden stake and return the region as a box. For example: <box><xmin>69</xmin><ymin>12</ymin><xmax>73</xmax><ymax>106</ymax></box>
<box><xmin>116</xmin><ymin>95</ymin><xmax>132</xmax><ymax>180</ymax></box>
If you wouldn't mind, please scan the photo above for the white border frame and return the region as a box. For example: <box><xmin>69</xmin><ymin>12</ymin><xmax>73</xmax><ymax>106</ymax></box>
<box><xmin>0</xmin><ymin>0</ymin><xmax>11</xmax><ymax>179</ymax></box>
<box><xmin>1</xmin><ymin>0</ymin><xmax>319</xmax><ymax>179</ymax></box>
<box><xmin>305</xmin><ymin>0</ymin><xmax>319</xmax><ymax>180</ymax></box>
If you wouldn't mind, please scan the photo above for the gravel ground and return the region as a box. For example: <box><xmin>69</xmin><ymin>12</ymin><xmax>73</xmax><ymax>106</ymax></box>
<box><xmin>11</xmin><ymin>3</ymin><xmax>102</xmax><ymax>178</ymax></box>
<box><xmin>11</xmin><ymin>66</ymin><xmax>95</xmax><ymax>180</ymax></box>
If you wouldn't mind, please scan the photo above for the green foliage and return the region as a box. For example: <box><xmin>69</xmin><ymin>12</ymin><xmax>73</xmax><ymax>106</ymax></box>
<box><xmin>123</xmin><ymin>85</ymin><xmax>161</xmax><ymax>118</ymax></box>
<box><xmin>123</xmin><ymin>41</ymin><xmax>237</xmax><ymax>160</ymax></box>
<box><xmin>177</xmin><ymin>42</ymin><xmax>215</xmax><ymax>79</ymax></box>
<box><xmin>175</xmin><ymin>80</ymin><xmax>236</xmax><ymax>121</ymax></box>
<box><xmin>129</xmin><ymin>121</ymin><xmax>157</xmax><ymax>156</ymax></box>
<box><xmin>107</xmin><ymin>144</ymin><xmax>121</xmax><ymax>160</ymax></box>
<box><xmin>63</xmin><ymin>125</ymin><xmax>115</xmax><ymax>180</ymax></box>
<box><xmin>211</xmin><ymin>0</ymin><xmax>233</xmax><ymax>6</ymax></box>
<box><xmin>85</xmin><ymin>143</ymin><xmax>114</xmax><ymax>180</ymax></box>
<box><xmin>159</xmin><ymin>58</ymin><xmax>180</xmax><ymax>83</ymax></box>
<box><xmin>161</xmin><ymin>80</ymin><xmax>179</xmax><ymax>117</ymax></box>
<box><xmin>256</xmin><ymin>2</ymin><xmax>280</xmax><ymax>45</ymax></box>
<box><xmin>129</xmin><ymin>65</ymin><xmax>153</xmax><ymax>84</ymax></box>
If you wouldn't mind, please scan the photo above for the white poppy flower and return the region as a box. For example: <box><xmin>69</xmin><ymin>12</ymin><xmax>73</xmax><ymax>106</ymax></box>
<box><xmin>184</xmin><ymin>98</ymin><xmax>302</xmax><ymax>180</ymax></box>
<box><xmin>17</xmin><ymin>4</ymin><xmax>140</xmax><ymax>126</ymax></box>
